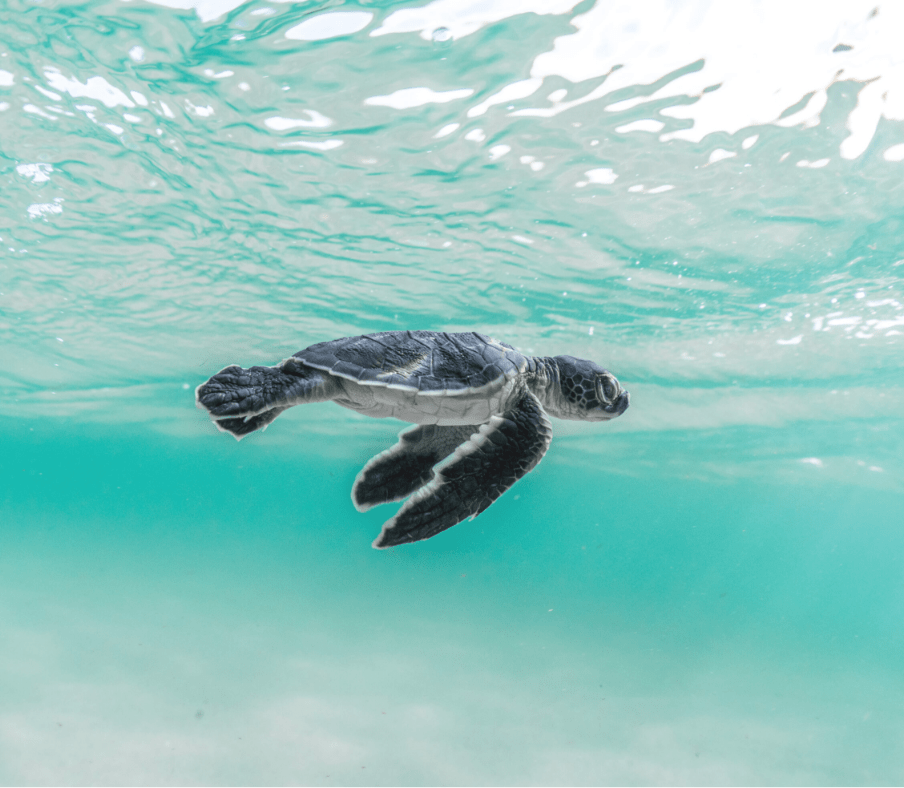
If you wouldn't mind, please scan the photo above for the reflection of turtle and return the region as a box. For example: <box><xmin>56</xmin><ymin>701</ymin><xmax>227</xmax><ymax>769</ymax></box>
<box><xmin>196</xmin><ymin>330</ymin><xmax>629</xmax><ymax>549</ymax></box>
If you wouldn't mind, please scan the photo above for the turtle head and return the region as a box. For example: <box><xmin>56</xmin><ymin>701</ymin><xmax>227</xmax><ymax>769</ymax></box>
<box><xmin>545</xmin><ymin>355</ymin><xmax>629</xmax><ymax>421</ymax></box>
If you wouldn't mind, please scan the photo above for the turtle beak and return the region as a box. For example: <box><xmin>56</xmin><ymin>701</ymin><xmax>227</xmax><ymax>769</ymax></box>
<box><xmin>601</xmin><ymin>389</ymin><xmax>629</xmax><ymax>418</ymax></box>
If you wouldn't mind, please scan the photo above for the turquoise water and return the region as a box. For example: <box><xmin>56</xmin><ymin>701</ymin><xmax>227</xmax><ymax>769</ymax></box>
<box><xmin>2</xmin><ymin>0</ymin><xmax>904</xmax><ymax>783</ymax></box>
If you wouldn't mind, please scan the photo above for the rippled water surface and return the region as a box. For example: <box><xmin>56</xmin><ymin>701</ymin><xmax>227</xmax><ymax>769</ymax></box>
<box><xmin>2</xmin><ymin>0</ymin><xmax>903</xmax><ymax>784</ymax></box>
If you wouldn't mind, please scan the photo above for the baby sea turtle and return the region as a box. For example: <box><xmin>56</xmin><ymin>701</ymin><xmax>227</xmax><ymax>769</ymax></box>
<box><xmin>196</xmin><ymin>330</ymin><xmax>629</xmax><ymax>549</ymax></box>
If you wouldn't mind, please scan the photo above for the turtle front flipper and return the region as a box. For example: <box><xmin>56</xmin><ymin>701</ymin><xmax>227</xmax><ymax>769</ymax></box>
<box><xmin>352</xmin><ymin>424</ymin><xmax>479</xmax><ymax>511</ymax></box>
<box><xmin>196</xmin><ymin>358</ymin><xmax>339</xmax><ymax>439</ymax></box>
<box><xmin>373</xmin><ymin>391</ymin><xmax>553</xmax><ymax>549</ymax></box>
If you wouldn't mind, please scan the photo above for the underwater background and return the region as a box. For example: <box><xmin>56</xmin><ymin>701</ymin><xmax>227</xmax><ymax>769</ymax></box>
<box><xmin>2</xmin><ymin>0</ymin><xmax>903</xmax><ymax>784</ymax></box>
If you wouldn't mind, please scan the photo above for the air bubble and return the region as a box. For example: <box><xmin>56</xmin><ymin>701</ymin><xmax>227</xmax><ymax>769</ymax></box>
<box><xmin>431</xmin><ymin>27</ymin><xmax>452</xmax><ymax>43</ymax></box>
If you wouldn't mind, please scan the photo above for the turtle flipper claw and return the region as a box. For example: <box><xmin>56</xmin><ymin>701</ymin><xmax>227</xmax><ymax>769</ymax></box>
<box><xmin>213</xmin><ymin>408</ymin><xmax>287</xmax><ymax>441</ymax></box>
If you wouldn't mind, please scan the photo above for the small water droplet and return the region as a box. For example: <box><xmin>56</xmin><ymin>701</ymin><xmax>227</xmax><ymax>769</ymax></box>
<box><xmin>431</xmin><ymin>27</ymin><xmax>452</xmax><ymax>44</ymax></box>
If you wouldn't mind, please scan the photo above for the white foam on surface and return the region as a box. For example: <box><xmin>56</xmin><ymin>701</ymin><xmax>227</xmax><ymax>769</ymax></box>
<box><xmin>285</xmin><ymin>11</ymin><xmax>374</xmax><ymax>42</ymax></box>
<box><xmin>264</xmin><ymin>111</ymin><xmax>332</xmax><ymax>131</ymax></box>
<box><xmin>371</xmin><ymin>0</ymin><xmax>582</xmax><ymax>41</ymax></box>
<box><xmin>44</xmin><ymin>68</ymin><xmax>134</xmax><ymax>108</ymax></box>
<box><xmin>516</xmin><ymin>0</ymin><xmax>904</xmax><ymax>156</ymax></box>
<box><xmin>364</xmin><ymin>87</ymin><xmax>473</xmax><ymax>110</ymax></box>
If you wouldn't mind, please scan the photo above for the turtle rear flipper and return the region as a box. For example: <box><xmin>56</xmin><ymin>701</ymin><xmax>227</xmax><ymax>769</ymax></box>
<box><xmin>196</xmin><ymin>359</ymin><xmax>340</xmax><ymax>437</ymax></box>
<box><xmin>373</xmin><ymin>391</ymin><xmax>552</xmax><ymax>548</ymax></box>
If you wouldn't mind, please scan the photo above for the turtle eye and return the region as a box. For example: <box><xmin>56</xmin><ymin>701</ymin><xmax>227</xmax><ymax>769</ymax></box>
<box><xmin>598</xmin><ymin>375</ymin><xmax>615</xmax><ymax>401</ymax></box>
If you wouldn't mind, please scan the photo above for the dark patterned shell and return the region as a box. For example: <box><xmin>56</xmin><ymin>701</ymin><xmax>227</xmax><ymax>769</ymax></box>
<box><xmin>293</xmin><ymin>331</ymin><xmax>529</xmax><ymax>394</ymax></box>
